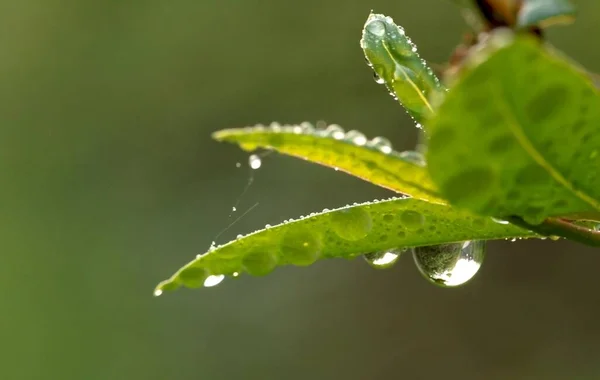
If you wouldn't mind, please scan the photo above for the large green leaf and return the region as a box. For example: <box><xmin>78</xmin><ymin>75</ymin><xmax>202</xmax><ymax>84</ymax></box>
<box><xmin>361</xmin><ymin>13</ymin><xmax>445</xmax><ymax>126</ymax></box>
<box><xmin>517</xmin><ymin>0</ymin><xmax>576</xmax><ymax>29</ymax></box>
<box><xmin>154</xmin><ymin>197</ymin><xmax>536</xmax><ymax>294</ymax></box>
<box><xmin>213</xmin><ymin>123</ymin><xmax>445</xmax><ymax>204</ymax></box>
<box><xmin>426</xmin><ymin>32</ymin><xmax>600</xmax><ymax>224</ymax></box>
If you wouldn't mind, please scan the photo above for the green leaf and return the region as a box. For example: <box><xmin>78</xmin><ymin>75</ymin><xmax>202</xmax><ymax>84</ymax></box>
<box><xmin>426</xmin><ymin>32</ymin><xmax>600</xmax><ymax>224</ymax></box>
<box><xmin>517</xmin><ymin>0</ymin><xmax>576</xmax><ymax>29</ymax></box>
<box><xmin>213</xmin><ymin>123</ymin><xmax>445</xmax><ymax>204</ymax></box>
<box><xmin>154</xmin><ymin>197</ymin><xmax>537</xmax><ymax>294</ymax></box>
<box><xmin>361</xmin><ymin>13</ymin><xmax>445</xmax><ymax>126</ymax></box>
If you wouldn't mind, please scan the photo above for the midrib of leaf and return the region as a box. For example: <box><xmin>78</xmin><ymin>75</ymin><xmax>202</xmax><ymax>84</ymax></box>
<box><xmin>381</xmin><ymin>41</ymin><xmax>434</xmax><ymax>114</ymax></box>
<box><xmin>493</xmin><ymin>82</ymin><xmax>600</xmax><ymax>212</ymax></box>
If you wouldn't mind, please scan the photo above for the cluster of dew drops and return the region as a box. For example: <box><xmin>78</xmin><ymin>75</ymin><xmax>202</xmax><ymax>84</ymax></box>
<box><xmin>153</xmin><ymin>122</ymin><xmax>528</xmax><ymax>296</ymax></box>
<box><xmin>363</xmin><ymin>14</ymin><xmax>445</xmax><ymax>131</ymax></box>
<box><xmin>239</xmin><ymin>121</ymin><xmax>427</xmax><ymax>168</ymax></box>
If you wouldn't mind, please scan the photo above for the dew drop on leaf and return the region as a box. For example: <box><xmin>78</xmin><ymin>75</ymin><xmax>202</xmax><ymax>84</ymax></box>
<box><xmin>281</xmin><ymin>229</ymin><xmax>322</xmax><ymax>266</ymax></box>
<box><xmin>249</xmin><ymin>154</ymin><xmax>262</xmax><ymax>169</ymax></box>
<box><xmin>400</xmin><ymin>210</ymin><xmax>425</xmax><ymax>230</ymax></box>
<box><xmin>373</xmin><ymin>72</ymin><xmax>385</xmax><ymax>84</ymax></box>
<box><xmin>330</xmin><ymin>207</ymin><xmax>373</xmax><ymax>241</ymax></box>
<box><xmin>345</xmin><ymin>130</ymin><xmax>367</xmax><ymax>146</ymax></box>
<box><xmin>243</xmin><ymin>250</ymin><xmax>278</xmax><ymax>275</ymax></box>
<box><xmin>324</xmin><ymin>124</ymin><xmax>345</xmax><ymax>140</ymax></box>
<box><xmin>364</xmin><ymin>249</ymin><xmax>404</xmax><ymax>269</ymax></box>
<box><xmin>398</xmin><ymin>150</ymin><xmax>426</xmax><ymax>166</ymax></box>
<box><xmin>203</xmin><ymin>274</ymin><xmax>225</xmax><ymax>288</ymax></box>
<box><xmin>368</xmin><ymin>136</ymin><xmax>393</xmax><ymax>154</ymax></box>
<box><xmin>413</xmin><ymin>241</ymin><xmax>486</xmax><ymax>287</ymax></box>
<box><xmin>153</xmin><ymin>289</ymin><xmax>163</xmax><ymax>297</ymax></box>
<box><xmin>491</xmin><ymin>218</ymin><xmax>510</xmax><ymax>225</ymax></box>
<box><xmin>300</xmin><ymin>121</ymin><xmax>314</xmax><ymax>133</ymax></box>
<box><xmin>366</xmin><ymin>20</ymin><xmax>386</xmax><ymax>37</ymax></box>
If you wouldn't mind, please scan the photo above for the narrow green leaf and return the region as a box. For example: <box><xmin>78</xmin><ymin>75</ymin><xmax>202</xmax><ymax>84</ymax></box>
<box><xmin>517</xmin><ymin>0</ymin><xmax>576</xmax><ymax>29</ymax></box>
<box><xmin>154</xmin><ymin>197</ymin><xmax>536</xmax><ymax>294</ymax></box>
<box><xmin>213</xmin><ymin>123</ymin><xmax>445</xmax><ymax>204</ymax></box>
<box><xmin>361</xmin><ymin>13</ymin><xmax>445</xmax><ymax>126</ymax></box>
<box><xmin>427</xmin><ymin>32</ymin><xmax>600</xmax><ymax>224</ymax></box>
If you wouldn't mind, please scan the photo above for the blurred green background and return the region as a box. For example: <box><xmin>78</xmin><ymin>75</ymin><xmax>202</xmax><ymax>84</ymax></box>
<box><xmin>3</xmin><ymin>1</ymin><xmax>600</xmax><ymax>379</ymax></box>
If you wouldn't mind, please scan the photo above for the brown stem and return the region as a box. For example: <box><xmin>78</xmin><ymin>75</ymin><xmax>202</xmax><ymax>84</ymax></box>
<box><xmin>505</xmin><ymin>216</ymin><xmax>600</xmax><ymax>247</ymax></box>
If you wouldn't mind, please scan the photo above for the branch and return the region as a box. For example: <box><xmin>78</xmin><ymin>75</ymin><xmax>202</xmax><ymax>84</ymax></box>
<box><xmin>505</xmin><ymin>216</ymin><xmax>600</xmax><ymax>247</ymax></box>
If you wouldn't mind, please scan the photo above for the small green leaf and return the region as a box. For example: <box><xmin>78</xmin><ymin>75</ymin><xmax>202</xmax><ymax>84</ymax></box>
<box><xmin>361</xmin><ymin>13</ymin><xmax>445</xmax><ymax>126</ymax></box>
<box><xmin>427</xmin><ymin>32</ymin><xmax>600</xmax><ymax>224</ymax></box>
<box><xmin>154</xmin><ymin>197</ymin><xmax>537</xmax><ymax>294</ymax></box>
<box><xmin>517</xmin><ymin>0</ymin><xmax>576</xmax><ymax>29</ymax></box>
<box><xmin>213</xmin><ymin>123</ymin><xmax>445</xmax><ymax>204</ymax></box>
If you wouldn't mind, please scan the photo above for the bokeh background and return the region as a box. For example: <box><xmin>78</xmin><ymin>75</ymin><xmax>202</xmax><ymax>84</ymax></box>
<box><xmin>3</xmin><ymin>1</ymin><xmax>600</xmax><ymax>379</ymax></box>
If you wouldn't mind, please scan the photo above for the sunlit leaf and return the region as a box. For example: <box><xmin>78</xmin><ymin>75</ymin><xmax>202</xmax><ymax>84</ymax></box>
<box><xmin>213</xmin><ymin>123</ymin><xmax>445</xmax><ymax>204</ymax></box>
<box><xmin>361</xmin><ymin>13</ymin><xmax>445</xmax><ymax>126</ymax></box>
<box><xmin>426</xmin><ymin>32</ymin><xmax>600</xmax><ymax>224</ymax></box>
<box><xmin>517</xmin><ymin>0</ymin><xmax>576</xmax><ymax>29</ymax></box>
<box><xmin>155</xmin><ymin>197</ymin><xmax>537</xmax><ymax>294</ymax></box>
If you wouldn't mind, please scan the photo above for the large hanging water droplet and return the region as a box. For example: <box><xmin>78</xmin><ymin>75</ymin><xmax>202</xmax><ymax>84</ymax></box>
<box><xmin>324</xmin><ymin>124</ymin><xmax>345</xmax><ymax>140</ymax></box>
<box><xmin>345</xmin><ymin>130</ymin><xmax>367</xmax><ymax>146</ymax></box>
<box><xmin>364</xmin><ymin>249</ymin><xmax>404</xmax><ymax>269</ymax></box>
<box><xmin>368</xmin><ymin>136</ymin><xmax>393</xmax><ymax>154</ymax></box>
<box><xmin>373</xmin><ymin>72</ymin><xmax>385</xmax><ymax>84</ymax></box>
<box><xmin>413</xmin><ymin>241</ymin><xmax>486</xmax><ymax>287</ymax></box>
<box><xmin>153</xmin><ymin>289</ymin><xmax>163</xmax><ymax>297</ymax></box>
<box><xmin>366</xmin><ymin>20</ymin><xmax>386</xmax><ymax>37</ymax></box>
<box><xmin>249</xmin><ymin>154</ymin><xmax>262</xmax><ymax>169</ymax></box>
<box><xmin>203</xmin><ymin>274</ymin><xmax>225</xmax><ymax>288</ymax></box>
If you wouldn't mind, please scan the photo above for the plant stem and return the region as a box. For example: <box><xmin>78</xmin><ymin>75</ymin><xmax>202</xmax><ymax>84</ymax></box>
<box><xmin>505</xmin><ymin>216</ymin><xmax>600</xmax><ymax>247</ymax></box>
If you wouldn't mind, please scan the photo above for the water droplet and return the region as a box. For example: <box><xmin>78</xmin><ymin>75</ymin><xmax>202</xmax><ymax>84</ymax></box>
<box><xmin>366</xmin><ymin>20</ymin><xmax>386</xmax><ymax>37</ymax></box>
<box><xmin>364</xmin><ymin>249</ymin><xmax>403</xmax><ymax>269</ymax></box>
<box><xmin>330</xmin><ymin>208</ymin><xmax>373</xmax><ymax>241</ymax></box>
<box><xmin>413</xmin><ymin>241</ymin><xmax>486</xmax><ymax>287</ymax></box>
<box><xmin>243</xmin><ymin>250</ymin><xmax>278</xmax><ymax>275</ymax></box>
<box><xmin>153</xmin><ymin>289</ymin><xmax>163</xmax><ymax>297</ymax></box>
<box><xmin>345</xmin><ymin>130</ymin><xmax>367</xmax><ymax>146</ymax></box>
<box><xmin>368</xmin><ymin>136</ymin><xmax>393</xmax><ymax>154</ymax></box>
<box><xmin>281</xmin><ymin>229</ymin><xmax>322</xmax><ymax>266</ymax></box>
<box><xmin>265</xmin><ymin>224</ymin><xmax>271</xmax><ymax>229</ymax></box>
<box><xmin>232</xmin><ymin>206</ymin><xmax>237</xmax><ymax>212</ymax></box>
<box><xmin>323</xmin><ymin>124</ymin><xmax>345</xmax><ymax>140</ymax></box>
<box><xmin>179</xmin><ymin>267</ymin><xmax>208</xmax><ymax>288</ymax></box>
<box><xmin>204</xmin><ymin>274</ymin><xmax>225</xmax><ymax>287</ymax></box>
<box><xmin>300</xmin><ymin>122</ymin><xmax>314</xmax><ymax>133</ymax></box>
<box><xmin>492</xmin><ymin>218</ymin><xmax>510</xmax><ymax>225</ymax></box>
<box><xmin>233</xmin><ymin>272</ymin><xmax>240</xmax><ymax>277</ymax></box>
<box><xmin>400</xmin><ymin>210</ymin><xmax>425</xmax><ymax>230</ymax></box>
<box><xmin>373</xmin><ymin>72</ymin><xmax>385</xmax><ymax>84</ymax></box>
<box><xmin>249</xmin><ymin>154</ymin><xmax>262</xmax><ymax>169</ymax></box>
<box><xmin>236</xmin><ymin>234</ymin><xmax>243</xmax><ymax>239</ymax></box>
<box><xmin>399</xmin><ymin>150</ymin><xmax>426</xmax><ymax>166</ymax></box>
<box><xmin>235</xmin><ymin>162</ymin><xmax>241</xmax><ymax>168</ymax></box>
